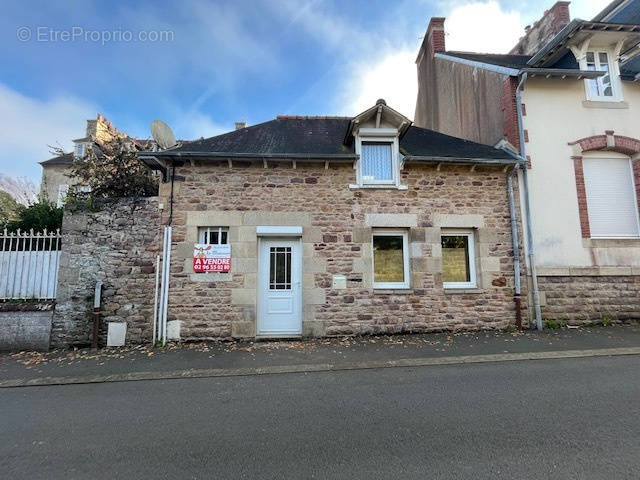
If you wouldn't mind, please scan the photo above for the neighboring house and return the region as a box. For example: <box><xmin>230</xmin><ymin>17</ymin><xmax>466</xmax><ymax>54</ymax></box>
<box><xmin>415</xmin><ymin>0</ymin><xmax>640</xmax><ymax>325</ymax></box>
<box><xmin>132</xmin><ymin>99</ymin><xmax>527</xmax><ymax>341</ymax></box>
<box><xmin>39</xmin><ymin>114</ymin><xmax>127</xmax><ymax>206</ymax></box>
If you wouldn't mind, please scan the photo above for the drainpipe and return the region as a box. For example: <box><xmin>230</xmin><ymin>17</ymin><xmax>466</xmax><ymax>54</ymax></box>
<box><xmin>507</xmin><ymin>171</ymin><xmax>522</xmax><ymax>329</ymax></box>
<box><xmin>515</xmin><ymin>72</ymin><xmax>543</xmax><ymax>331</ymax></box>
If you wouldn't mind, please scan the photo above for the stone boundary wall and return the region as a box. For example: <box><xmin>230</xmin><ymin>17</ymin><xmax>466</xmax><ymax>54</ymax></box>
<box><xmin>51</xmin><ymin>198</ymin><xmax>161</xmax><ymax>347</ymax></box>
<box><xmin>0</xmin><ymin>301</ymin><xmax>55</xmax><ymax>351</ymax></box>
<box><xmin>539</xmin><ymin>274</ymin><xmax>640</xmax><ymax>325</ymax></box>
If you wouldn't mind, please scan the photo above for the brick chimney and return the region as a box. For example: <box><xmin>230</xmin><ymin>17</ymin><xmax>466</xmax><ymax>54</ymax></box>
<box><xmin>510</xmin><ymin>1</ymin><xmax>571</xmax><ymax>55</ymax></box>
<box><xmin>425</xmin><ymin>17</ymin><xmax>446</xmax><ymax>58</ymax></box>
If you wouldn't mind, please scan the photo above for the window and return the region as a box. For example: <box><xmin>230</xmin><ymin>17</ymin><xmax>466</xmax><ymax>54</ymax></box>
<box><xmin>441</xmin><ymin>231</ymin><xmax>477</xmax><ymax>289</ymax></box>
<box><xmin>585</xmin><ymin>51</ymin><xmax>615</xmax><ymax>100</ymax></box>
<box><xmin>74</xmin><ymin>143</ymin><xmax>85</xmax><ymax>158</ymax></box>
<box><xmin>361</xmin><ymin>142</ymin><xmax>393</xmax><ymax>183</ymax></box>
<box><xmin>198</xmin><ymin>227</ymin><xmax>229</xmax><ymax>245</ymax></box>
<box><xmin>372</xmin><ymin>230</ymin><xmax>409</xmax><ymax>289</ymax></box>
<box><xmin>269</xmin><ymin>247</ymin><xmax>292</xmax><ymax>290</ymax></box>
<box><xmin>354</xmin><ymin>128</ymin><xmax>402</xmax><ymax>188</ymax></box>
<box><xmin>57</xmin><ymin>184</ymin><xmax>69</xmax><ymax>208</ymax></box>
<box><xmin>582</xmin><ymin>157</ymin><xmax>640</xmax><ymax>238</ymax></box>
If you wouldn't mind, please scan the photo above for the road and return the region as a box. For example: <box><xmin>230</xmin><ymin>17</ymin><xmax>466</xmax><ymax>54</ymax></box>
<box><xmin>2</xmin><ymin>356</ymin><xmax>640</xmax><ymax>479</ymax></box>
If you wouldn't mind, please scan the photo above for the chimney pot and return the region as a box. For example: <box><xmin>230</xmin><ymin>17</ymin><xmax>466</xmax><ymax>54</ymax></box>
<box><xmin>235</xmin><ymin>121</ymin><xmax>247</xmax><ymax>130</ymax></box>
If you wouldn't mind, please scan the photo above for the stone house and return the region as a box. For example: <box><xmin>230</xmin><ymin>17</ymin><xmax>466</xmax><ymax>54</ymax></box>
<box><xmin>101</xmin><ymin>99</ymin><xmax>531</xmax><ymax>343</ymax></box>
<box><xmin>415</xmin><ymin>0</ymin><xmax>640</xmax><ymax>326</ymax></box>
<box><xmin>39</xmin><ymin>114</ymin><xmax>129</xmax><ymax>205</ymax></box>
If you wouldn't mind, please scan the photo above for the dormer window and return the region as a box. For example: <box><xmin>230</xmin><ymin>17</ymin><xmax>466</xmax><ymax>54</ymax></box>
<box><xmin>354</xmin><ymin>128</ymin><xmax>403</xmax><ymax>189</ymax></box>
<box><xmin>74</xmin><ymin>143</ymin><xmax>86</xmax><ymax>158</ymax></box>
<box><xmin>361</xmin><ymin>142</ymin><xmax>394</xmax><ymax>183</ymax></box>
<box><xmin>585</xmin><ymin>51</ymin><xmax>614</xmax><ymax>99</ymax></box>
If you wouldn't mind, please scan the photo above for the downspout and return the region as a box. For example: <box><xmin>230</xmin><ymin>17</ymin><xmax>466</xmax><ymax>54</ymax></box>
<box><xmin>515</xmin><ymin>72</ymin><xmax>543</xmax><ymax>331</ymax></box>
<box><xmin>507</xmin><ymin>171</ymin><xmax>522</xmax><ymax>329</ymax></box>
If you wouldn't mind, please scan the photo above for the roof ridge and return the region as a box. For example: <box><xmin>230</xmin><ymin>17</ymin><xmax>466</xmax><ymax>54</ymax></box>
<box><xmin>276</xmin><ymin>115</ymin><xmax>351</xmax><ymax>120</ymax></box>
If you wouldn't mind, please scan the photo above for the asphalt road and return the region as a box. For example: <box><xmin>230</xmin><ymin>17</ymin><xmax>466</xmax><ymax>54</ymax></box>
<box><xmin>2</xmin><ymin>356</ymin><xmax>639</xmax><ymax>479</ymax></box>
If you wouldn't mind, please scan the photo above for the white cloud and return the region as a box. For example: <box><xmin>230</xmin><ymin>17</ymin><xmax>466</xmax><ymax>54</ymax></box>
<box><xmin>172</xmin><ymin>112</ymin><xmax>229</xmax><ymax>140</ymax></box>
<box><xmin>340</xmin><ymin>49</ymin><xmax>418</xmax><ymax>118</ymax></box>
<box><xmin>569</xmin><ymin>0</ymin><xmax>613</xmax><ymax>20</ymax></box>
<box><xmin>445</xmin><ymin>1</ymin><xmax>524</xmax><ymax>53</ymax></box>
<box><xmin>0</xmin><ymin>83</ymin><xmax>98</xmax><ymax>182</ymax></box>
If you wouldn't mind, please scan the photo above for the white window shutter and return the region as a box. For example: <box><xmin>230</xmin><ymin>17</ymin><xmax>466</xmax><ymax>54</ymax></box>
<box><xmin>583</xmin><ymin>158</ymin><xmax>640</xmax><ymax>237</ymax></box>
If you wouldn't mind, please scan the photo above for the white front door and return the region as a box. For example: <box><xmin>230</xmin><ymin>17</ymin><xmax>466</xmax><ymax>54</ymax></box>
<box><xmin>258</xmin><ymin>238</ymin><xmax>302</xmax><ymax>336</ymax></box>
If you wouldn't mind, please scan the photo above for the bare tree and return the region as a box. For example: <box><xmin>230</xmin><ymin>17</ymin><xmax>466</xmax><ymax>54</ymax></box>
<box><xmin>0</xmin><ymin>174</ymin><xmax>38</xmax><ymax>205</ymax></box>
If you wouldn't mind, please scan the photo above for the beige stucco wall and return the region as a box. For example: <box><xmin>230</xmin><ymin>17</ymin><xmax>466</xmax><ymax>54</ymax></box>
<box><xmin>521</xmin><ymin>77</ymin><xmax>640</xmax><ymax>268</ymax></box>
<box><xmin>40</xmin><ymin>165</ymin><xmax>74</xmax><ymax>203</ymax></box>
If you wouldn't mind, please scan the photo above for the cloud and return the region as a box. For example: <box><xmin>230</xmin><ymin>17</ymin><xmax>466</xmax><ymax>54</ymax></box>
<box><xmin>445</xmin><ymin>1</ymin><xmax>524</xmax><ymax>53</ymax></box>
<box><xmin>339</xmin><ymin>49</ymin><xmax>418</xmax><ymax>118</ymax></box>
<box><xmin>569</xmin><ymin>0</ymin><xmax>614</xmax><ymax>20</ymax></box>
<box><xmin>172</xmin><ymin>112</ymin><xmax>229</xmax><ymax>140</ymax></box>
<box><xmin>0</xmin><ymin>83</ymin><xmax>98</xmax><ymax>182</ymax></box>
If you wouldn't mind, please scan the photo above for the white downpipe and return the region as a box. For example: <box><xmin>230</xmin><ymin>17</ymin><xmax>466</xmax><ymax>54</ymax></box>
<box><xmin>157</xmin><ymin>227</ymin><xmax>168</xmax><ymax>344</ymax></box>
<box><xmin>152</xmin><ymin>254</ymin><xmax>160</xmax><ymax>345</ymax></box>
<box><xmin>161</xmin><ymin>226</ymin><xmax>172</xmax><ymax>346</ymax></box>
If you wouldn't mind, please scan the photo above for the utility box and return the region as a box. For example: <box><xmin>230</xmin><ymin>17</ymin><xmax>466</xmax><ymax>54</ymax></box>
<box><xmin>107</xmin><ymin>322</ymin><xmax>126</xmax><ymax>347</ymax></box>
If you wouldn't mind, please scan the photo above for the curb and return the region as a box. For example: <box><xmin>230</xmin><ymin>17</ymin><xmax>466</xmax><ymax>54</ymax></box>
<box><xmin>2</xmin><ymin>346</ymin><xmax>640</xmax><ymax>388</ymax></box>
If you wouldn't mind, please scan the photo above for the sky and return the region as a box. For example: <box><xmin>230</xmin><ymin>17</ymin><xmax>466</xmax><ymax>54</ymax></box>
<box><xmin>0</xmin><ymin>0</ymin><xmax>612</xmax><ymax>183</ymax></box>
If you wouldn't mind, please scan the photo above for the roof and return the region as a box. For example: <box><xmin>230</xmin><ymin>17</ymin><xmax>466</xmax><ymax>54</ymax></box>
<box><xmin>40</xmin><ymin>153</ymin><xmax>74</xmax><ymax>166</ymax></box>
<box><xmin>151</xmin><ymin>117</ymin><xmax>513</xmax><ymax>162</ymax></box>
<box><xmin>593</xmin><ymin>0</ymin><xmax>640</xmax><ymax>23</ymax></box>
<box><xmin>444</xmin><ymin>52</ymin><xmax>532</xmax><ymax>69</ymax></box>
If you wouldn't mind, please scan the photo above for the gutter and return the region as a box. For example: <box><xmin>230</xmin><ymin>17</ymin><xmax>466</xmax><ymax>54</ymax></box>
<box><xmin>403</xmin><ymin>155</ymin><xmax>519</xmax><ymax>166</ymax></box>
<box><xmin>138</xmin><ymin>152</ymin><xmax>358</xmax><ymax>160</ymax></box>
<box><xmin>515</xmin><ymin>73</ymin><xmax>543</xmax><ymax>331</ymax></box>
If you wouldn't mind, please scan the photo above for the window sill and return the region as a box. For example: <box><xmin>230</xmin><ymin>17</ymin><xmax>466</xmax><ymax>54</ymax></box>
<box><xmin>373</xmin><ymin>289</ymin><xmax>413</xmax><ymax>295</ymax></box>
<box><xmin>582</xmin><ymin>100</ymin><xmax>628</xmax><ymax>109</ymax></box>
<box><xmin>444</xmin><ymin>288</ymin><xmax>484</xmax><ymax>294</ymax></box>
<box><xmin>349</xmin><ymin>184</ymin><xmax>408</xmax><ymax>190</ymax></box>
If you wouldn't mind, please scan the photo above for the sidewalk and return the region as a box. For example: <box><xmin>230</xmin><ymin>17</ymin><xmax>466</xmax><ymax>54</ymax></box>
<box><xmin>2</xmin><ymin>324</ymin><xmax>640</xmax><ymax>387</ymax></box>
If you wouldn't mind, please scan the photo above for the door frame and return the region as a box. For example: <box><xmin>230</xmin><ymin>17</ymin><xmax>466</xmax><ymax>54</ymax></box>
<box><xmin>256</xmin><ymin>234</ymin><xmax>303</xmax><ymax>337</ymax></box>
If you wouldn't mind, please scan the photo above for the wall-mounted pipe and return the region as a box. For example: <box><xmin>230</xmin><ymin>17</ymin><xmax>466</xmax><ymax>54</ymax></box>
<box><xmin>515</xmin><ymin>72</ymin><xmax>543</xmax><ymax>331</ymax></box>
<box><xmin>507</xmin><ymin>171</ymin><xmax>522</xmax><ymax>329</ymax></box>
<box><xmin>152</xmin><ymin>254</ymin><xmax>160</xmax><ymax>345</ymax></box>
<box><xmin>92</xmin><ymin>280</ymin><xmax>103</xmax><ymax>348</ymax></box>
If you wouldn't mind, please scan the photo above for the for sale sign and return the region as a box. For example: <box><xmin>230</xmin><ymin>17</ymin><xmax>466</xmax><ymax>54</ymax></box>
<box><xmin>193</xmin><ymin>244</ymin><xmax>231</xmax><ymax>273</ymax></box>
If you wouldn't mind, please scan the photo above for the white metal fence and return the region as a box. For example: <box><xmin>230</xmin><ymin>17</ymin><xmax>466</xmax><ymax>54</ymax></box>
<box><xmin>0</xmin><ymin>229</ymin><xmax>61</xmax><ymax>300</ymax></box>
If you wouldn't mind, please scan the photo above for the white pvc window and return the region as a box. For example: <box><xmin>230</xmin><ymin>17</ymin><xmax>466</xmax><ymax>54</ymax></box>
<box><xmin>74</xmin><ymin>143</ymin><xmax>85</xmax><ymax>158</ymax></box>
<box><xmin>585</xmin><ymin>51</ymin><xmax>615</xmax><ymax>100</ymax></box>
<box><xmin>57</xmin><ymin>184</ymin><xmax>69</xmax><ymax>208</ymax></box>
<box><xmin>198</xmin><ymin>227</ymin><xmax>229</xmax><ymax>245</ymax></box>
<box><xmin>372</xmin><ymin>229</ymin><xmax>409</xmax><ymax>289</ymax></box>
<box><xmin>441</xmin><ymin>231</ymin><xmax>477</xmax><ymax>289</ymax></box>
<box><xmin>583</xmin><ymin>157</ymin><xmax>640</xmax><ymax>238</ymax></box>
<box><xmin>361</xmin><ymin>142</ymin><xmax>394</xmax><ymax>183</ymax></box>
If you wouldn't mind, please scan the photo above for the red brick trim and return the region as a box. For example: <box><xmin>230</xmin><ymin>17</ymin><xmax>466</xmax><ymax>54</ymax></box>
<box><xmin>568</xmin><ymin>132</ymin><xmax>640</xmax><ymax>157</ymax></box>
<box><xmin>572</xmin><ymin>156</ymin><xmax>591</xmax><ymax>238</ymax></box>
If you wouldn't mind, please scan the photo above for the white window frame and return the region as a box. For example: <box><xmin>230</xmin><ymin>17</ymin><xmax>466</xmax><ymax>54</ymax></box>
<box><xmin>198</xmin><ymin>226</ymin><xmax>229</xmax><ymax>245</ymax></box>
<box><xmin>371</xmin><ymin>229</ymin><xmax>410</xmax><ymax>290</ymax></box>
<box><xmin>56</xmin><ymin>184</ymin><xmax>69</xmax><ymax>208</ymax></box>
<box><xmin>74</xmin><ymin>143</ymin><xmax>85</xmax><ymax>158</ymax></box>
<box><xmin>583</xmin><ymin>156</ymin><xmax>640</xmax><ymax>239</ymax></box>
<box><xmin>585</xmin><ymin>50</ymin><xmax>619</xmax><ymax>101</ymax></box>
<box><xmin>355</xmin><ymin>128</ymin><xmax>401</xmax><ymax>188</ymax></box>
<box><xmin>441</xmin><ymin>230</ymin><xmax>477</xmax><ymax>289</ymax></box>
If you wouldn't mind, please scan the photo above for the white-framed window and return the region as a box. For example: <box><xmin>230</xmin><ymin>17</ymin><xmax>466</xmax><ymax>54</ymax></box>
<box><xmin>355</xmin><ymin>128</ymin><xmax>401</xmax><ymax>187</ymax></box>
<box><xmin>372</xmin><ymin>229</ymin><xmax>409</xmax><ymax>289</ymax></box>
<box><xmin>582</xmin><ymin>156</ymin><xmax>640</xmax><ymax>238</ymax></box>
<box><xmin>57</xmin><ymin>184</ymin><xmax>69</xmax><ymax>208</ymax></box>
<box><xmin>441</xmin><ymin>230</ymin><xmax>477</xmax><ymax>289</ymax></box>
<box><xmin>198</xmin><ymin>226</ymin><xmax>229</xmax><ymax>245</ymax></box>
<box><xmin>584</xmin><ymin>50</ymin><xmax>620</xmax><ymax>101</ymax></box>
<box><xmin>74</xmin><ymin>143</ymin><xmax>85</xmax><ymax>158</ymax></box>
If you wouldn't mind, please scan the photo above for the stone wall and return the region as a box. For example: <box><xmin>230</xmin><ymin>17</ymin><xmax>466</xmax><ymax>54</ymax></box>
<box><xmin>539</xmin><ymin>269</ymin><xmax>640</xmax><ymax>325</ymax></box>
<box><xmin>161</xmin><ymin>161</ymin><xmax>527</xmax><ymax>340</ymax></box>
<box><xmin>0</xmin><ymin>302</ymin><xmax>54</xmax><ymax>351</ymax></box>
<box><xmin>52</xmin><ymin>198</ymin><xmax>161</xmax><ymax>347</ymax></box>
